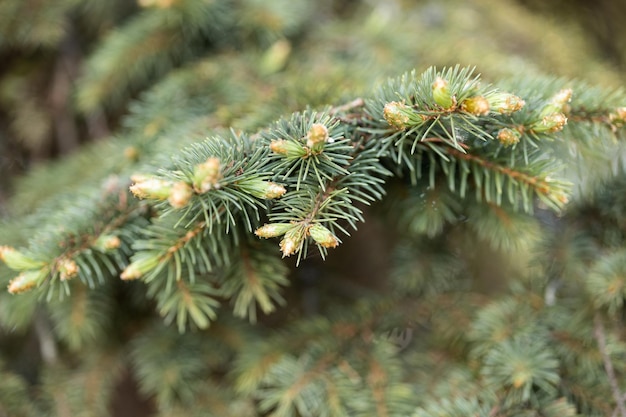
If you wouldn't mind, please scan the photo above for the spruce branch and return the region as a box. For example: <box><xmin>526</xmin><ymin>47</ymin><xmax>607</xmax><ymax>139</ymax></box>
<box><xmin>3</xmin><ymin>65</ymin><xmax>626</xmax><ymax>338</ymax></box>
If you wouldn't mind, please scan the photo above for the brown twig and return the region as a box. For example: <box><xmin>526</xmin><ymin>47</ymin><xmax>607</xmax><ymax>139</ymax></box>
<box><xmin>594</xmin><ymin>313</ymin><xmax>626</xmax><ymax>417</ymax></box>
<box><xmin>329</xmin><ymin>97</ymin><xmax>365</xmax><ymax>115</ymax></box>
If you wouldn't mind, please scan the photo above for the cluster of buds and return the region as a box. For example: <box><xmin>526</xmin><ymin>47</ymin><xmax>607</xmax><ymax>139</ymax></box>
<box><xmin>432</xmin><ymin>77</ymin><xmax>456</xmax><ymax>109</ymax></box>
<box><xmin>255</xmin><ymin>222</ymin><xmax>339</xmax><ymax>257</ymax></box>
<box><xmin>270</xmin><ymin>123</ymin><xmax>332</xmax><ymax>157</ymax></box>
<box><xmin>192</xmin><ymin>157</ymin><xmax>222</xmax><ymax>193</ymax></box>
<box><xmin>58</xmin><ymin>258</ymin><xmax>79</xmax><ymax>281</ymax></box>
<box><xmin>237</xmin><ymin>178</ymin><xmax>286</xmax><ymax>199</ymax></box>
<box><xmin>496</xmin><ymin>128</ymin><xmax>522</xmax><ymax>147</ymax></box>
<box><xmin>460</xmin><ymin>96</ymin><xmax>490</xmax><ymax>116</ymax></box>
<box><xmin>487</xmin><ymin>92</ymin><xmax>526</xmax><ymax>114</ymax></box>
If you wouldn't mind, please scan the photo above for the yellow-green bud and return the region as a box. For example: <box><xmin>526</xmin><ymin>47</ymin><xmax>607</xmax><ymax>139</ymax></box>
<box><xmin>8</xmin><ymin>269</ymin><xmax>48</xmax><ymax>294</ymax></box>
<box><xmin>383</xmin><ymin>102</ymin><xmax>411</xmax><ymax>130</ymax></box>
<box><xmin>94</xmin><ymin>234</ymin><xmax>122</xmax><ymax>252</ymax></box>
<box><xmin>488</xmin><ymin>93</ymin><xmax>525</xmax><ymax>114</ymax></box>
<box><xmin>531</xmin><ymin>113</ymin><xmax>568</xmax><ymax>133</ymax></box>
<box><xmin>306</xmin><ymin>123</ymin><xmax>330</xmax><ymax>153</ymax></box>
<box><xmin>120</xmin><ymin>255</ymin><xmax>160</xmax><ymax>281</ymax></box>
<box><xmin>255</xmin><ymin>223</ymin><xmax>294</xmax><ymax>238</ymax></box>
<box><xmin>168</xmin><ymin>181</ymin><xmax>193</xmax><ymax>209</ymax></box>
<box><xmin>460</xmin><ymin>96</ymin><xmax>490</xmax><ymax>116</ymax></box>
<box><xmin>265</xmin><ymin>182</ymin><xmax>287</xmax><ymax>199</ymax></box>
<box><xmin>308</xmin><ymin>224</ymin><xmax>339</xmax><ymax>248</ymax></box>
<box><xmin>270</xmin><ymin>139</ymin><xmax>306</xmax><ymax>157</ymax></box>
<box><xmin>129</xmin><ymin>176</ymin><xmax>173</xmax><ymax>200</ymax></box>
<box><xmin>432</xmin><ymin>77</ymin><xmax>455</xmax><ymax>109</ymax></box>
<box><xmin>279</xmin><ymin>227</ymin><xmax>304</xmax><ymax>257</ymax></box>
<box><xmin>193</xmin><ymin>157</ymin><xmax>221</xmax><ymax>193</ymax></box>
<box><xmin>497</xmin><ymin>128</ymin><xmax>522</xmax><ymax>147</ymax></box>
<box><xmin>0</xmin><ymin>246</ymin><xmax>44</xmax><ymax>271</ymax></box>
<box><xmin>540</xmin><ymin>88</ymin><xmax>573</xmax><ymax>117</ymax></box>
<box><xmin>237</xmin><ymin>178</ymin><xmax>286</xmax><ymax>199</ymax></box>
<box><xmin>58</xmin><ymin>258</ymin><xmax>79</xmax><ymax>281</ymax></box>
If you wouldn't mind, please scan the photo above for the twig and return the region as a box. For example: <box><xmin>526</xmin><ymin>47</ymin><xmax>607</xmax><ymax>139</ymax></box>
<box><xmin>329</xmin><ymin>97</ymin><xmax>365</xmax><ymax>115</ymax></box>
<box><xmin>594</xmin><ymin>313</ymin><xmax>626</xmax><ymax>417</ymax></box>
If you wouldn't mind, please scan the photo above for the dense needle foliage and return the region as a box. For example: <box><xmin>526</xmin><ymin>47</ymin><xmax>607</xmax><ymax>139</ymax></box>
<box><xmin>1</xmin><ymin>1</ymin><xmax>626</xmax><ymax>416</ymax></box>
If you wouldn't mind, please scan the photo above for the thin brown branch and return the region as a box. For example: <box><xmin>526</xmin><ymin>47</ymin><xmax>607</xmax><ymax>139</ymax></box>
<box><xmin>329</xmin><ymin>97</ymin><xmax>365</xmax><ymax>115</ymax></box>
<box><xmin>594</xmin><ymin>313</ymin><xmax>626</xmax><ymax>417</ymax></box>
<box><xmin>445</xmin><ymin>147</ymin><xmax>555</xmax><ymax>197</ymax></box>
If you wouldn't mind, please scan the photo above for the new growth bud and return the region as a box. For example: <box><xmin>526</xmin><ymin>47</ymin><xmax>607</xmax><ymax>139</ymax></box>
<box><xmin>255</xmin><ymin>223</ymin><xmax>294</xmax><ymax>239</ymax></box>
<box><xmin>168</xmin><ymin>181</ymin><xmax>193</xmax><ymax>209</ymax></box>
<box><xmin>121</xmin><ymin>255</ymin><xmax>160</xmax><ymax>281</ymax></box>
<box><xmin>237</xmin><ymin>178</ymin><xmax>286</xmax><ymax>199</ymax></box>
<box><xmin>130</xmin><ymin>176</ymin><xmax>173</xmax><ymax>200</ymax></box>
<box><xmin>270</xmin><ymin>140</ymin><xmax>306</xmax><ymax>157</ymax></box>
<box><xmin>58</xmin><ymin>258</ymin><xmax>79</xmax><ymax>281</ymax></box>
<box><xmin>265</xmin><ymin>182</ymin><xmax>287</xmax><ymax>199</ymax></box>
<box><xmin>383</xmin><ymin>102</ymin><xmax>410</xmax><ymax>130</ymax></box>
<box><xmin>497</xmin><ymin>128</ymin><xmax>522</xmax><ymax>147</ymax></box>
<box><xmin>531</xmin><ymin>113</ymin><xmax>568</xmax><ymax>133</ymax></box>
<box><xmin>0</xmin><ymin>246</ymin><xmax>44</xmax><ymax>270</ymax></box>
<box><xmin>308</xmin><ymin>224</ymin><xmax>339</xmax><ymax>248</ymax></box>
<box><xmin>280</xmin><ymin>227</ymin><xmax>305</xmax><ymax>257</ymax></box>
<box><xmin>8</xmin><ymin>269</ymin><xmax>48</xmax><ymax>294</ymax></box>
<box><xmin>488</xmin><ymin>93</ymin><xmax>525</xmax><ymax>114</ymax></box>
<box><xmin>306</xmin><ymin>123</ymin><xmax>330</xmax><ymax>152</ymax></box>
<box><xmin>432</xmin><ymin>77</ymin><xmax>455</xmax><ymax>109</ymax></box>
<box><xmin>460</xmin><ymin>96</ymin><xmax>490</xmax><ymax>116</ymax></box>
<box><xmin>193</xmin><ymin>157</ymin><xmax>222</xmax><ymax>193</ymax></box>
<box><xmin>540</xmin><ymin>88</ymin><xmax>573</xmax><ymax>117</ymax></box>
<box><xmin>94</xmin><ymin>234</ymin><xmax>122</xmax><ymax>252</ymax></box>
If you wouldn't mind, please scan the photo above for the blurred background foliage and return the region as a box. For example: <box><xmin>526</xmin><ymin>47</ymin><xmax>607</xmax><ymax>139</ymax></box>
<box><xmin>1</xmin><ymin>0</ymin><xmax>625</xmax><ymax>415</ymax></box>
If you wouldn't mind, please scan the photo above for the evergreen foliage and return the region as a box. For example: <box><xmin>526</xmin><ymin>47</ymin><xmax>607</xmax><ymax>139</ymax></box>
<box><xmin>1</xmin><ymin>0</ymin><xmax>626</xmax><ymax>416</ymax></box>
